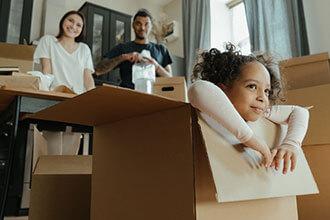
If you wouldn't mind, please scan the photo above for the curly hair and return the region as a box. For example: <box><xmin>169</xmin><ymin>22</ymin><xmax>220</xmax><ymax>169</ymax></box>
<box><xmin>192</xmin><ymin>43</ymin><xmax>285</xmax><ymax>104</ymax></box>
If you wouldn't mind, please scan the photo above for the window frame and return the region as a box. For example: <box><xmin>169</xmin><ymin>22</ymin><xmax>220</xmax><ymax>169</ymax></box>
<box><xmin>0</xmin><ymin>0</ymin><xmax>34</xmax><ymax>44</ymax></box>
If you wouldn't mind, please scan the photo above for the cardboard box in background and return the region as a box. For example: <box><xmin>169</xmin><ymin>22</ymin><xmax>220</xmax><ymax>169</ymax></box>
<box><xmin>297</xmin><ymin>145</ymin><xmax>330</xmax><ymax>220</ymax></box>
<box><xmin>29</xmin><ymin>156</ymin><xmax>92</xmax><ymax>220</ymax></box>
<box><xmin>29</xmin><ymin>86</ymin><xmax>317</xmax><ymax>220</ymax></box>
<box><xmin>282</xmin><ymin>52</ymin><xmax>330</xmax><ymax>220</ymax></box>
<box><xmin>280</xmin><ymin>52</ymin><xmax>330</xmax><ymax>90</ymax></box>
<box><xmin>153</xmin><ymin>76</ymin><xmax>187</xmax><ymax>102</ymax></box>
<box><xmin>0</xmin><ymin>73</ymin><xmax>40</xmax><ymax>90</ymax></box>
<box><xmin>0</xmin><ymin>42</ymin><xmax>35</xmax><ymax>73</ymax></box>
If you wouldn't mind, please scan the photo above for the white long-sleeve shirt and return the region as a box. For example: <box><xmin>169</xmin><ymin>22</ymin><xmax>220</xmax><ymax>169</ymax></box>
<box><xmin>188</xmin><ymin>80</ymin><xmax>309</xmax><ymax>148</ymax></box>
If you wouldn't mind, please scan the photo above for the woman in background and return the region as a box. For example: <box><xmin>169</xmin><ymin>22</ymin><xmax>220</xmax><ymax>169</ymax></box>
<box><xmin>34</xmin><ymin>10</ymin><xmax>95</xmax><ymax>94</ymax></box>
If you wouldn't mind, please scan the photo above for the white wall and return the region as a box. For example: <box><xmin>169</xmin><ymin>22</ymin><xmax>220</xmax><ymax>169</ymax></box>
<box><xmin>303</xmin><ymin>0</ymin><xmax>330</xmax><ymax>55</ymax></box>
<box><xmin>30</xmin><ymin>0</ymin><xmax>166</xmax><ymax>41</ymax></box>
<box><xmin>163</xmin><ymin>0</ymin><xmax>183</xmax><ymax>57</ymax></box>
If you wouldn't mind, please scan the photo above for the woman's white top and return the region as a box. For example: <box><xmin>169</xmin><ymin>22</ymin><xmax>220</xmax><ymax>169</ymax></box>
<box><xmin>188</xmin><ymin>80</ymin><xmax>309</xmax><ymax>148</ymax></box>
<box><xmin>34</xmin><ymin>35</ymin><xmax>94</xmax><ymax>94</ymax></box>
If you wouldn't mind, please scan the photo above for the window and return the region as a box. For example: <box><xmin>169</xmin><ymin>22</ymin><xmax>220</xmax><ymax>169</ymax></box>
<box><xmin>0</xmin><ymin>0</ymin><xmax>34</xmax><ymax>44</ymax></box>
<box><xmin>211</xmin><ymin>0</ymin><xmax>250</xmax><ymax>54</ymax></box>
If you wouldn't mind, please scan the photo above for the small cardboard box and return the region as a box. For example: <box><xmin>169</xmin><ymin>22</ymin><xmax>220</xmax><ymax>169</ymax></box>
<box><xmin>29</xmin><ymin>156</ymin><xmax>92</xmax><ymax>220</ymax></box>
<box><xmin>280</xmin><ymin>52</ymin><xmax>330</xmax><ymax>90</ymax></box>
<box><xmin>0</xmin><ymin>42</ymin><xmax>35</xmax><ymax>73</ymax></box>
<box><xmin>29</xmin><ymin>86</ymin><xmax>318</xmax><ymax>220</ymax></box>
<box><xmin>0</xmin><ymin>73</ymin><xmax>40</xmax><ymax>90</ymax></box>
<box><xmin>153</xmin><ymin>76</ymin><xmax>187</xmax><ymax>102</ymax></box>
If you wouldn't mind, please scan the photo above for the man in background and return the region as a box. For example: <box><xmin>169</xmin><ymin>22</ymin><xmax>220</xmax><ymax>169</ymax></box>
<box><xmin>95</xmin><ymin>8</ymin><xmax>172</xmax><ymax>89</ymax></box>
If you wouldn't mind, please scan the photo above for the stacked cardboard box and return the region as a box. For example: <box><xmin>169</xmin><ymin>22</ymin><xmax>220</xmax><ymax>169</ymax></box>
<box><xmin>280</xmin><ymin>52</ymin><xmax>330</xmax><ymax>220</ymax></box>
<box><xmin>0</xmin><ymin>43</ymin><xmax>39</xmax><ymax>90</ymax></box>
<box><xmin>153</xmin><ymin>76</ymin><xmax>187</xmax><ymax>102</ymax></box>
<box><xmin>28</xmin><ymin>86</ymin><xmax>317</xmax><ymax>220</ymax></box>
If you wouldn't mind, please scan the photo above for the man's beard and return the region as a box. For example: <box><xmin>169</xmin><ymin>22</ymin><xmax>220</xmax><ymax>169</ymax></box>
<box><xmin>135</xmin><ymin>35</ymin><xmax>145</xmax><ymax>40</ymax></box>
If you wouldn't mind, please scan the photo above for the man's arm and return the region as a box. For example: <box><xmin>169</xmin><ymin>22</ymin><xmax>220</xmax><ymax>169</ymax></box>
<box><xmin>145</xmin><ymin>57</ymin><xmax>172</xmax><ymax>77</ymax></box>
<box><xmin>94</xmin><ymin>56</ymin><xmax>124</xmax><ymax>76</ymax></box>
<box><xmin>95</xmin><ymin>52</ymin><xmax>143</xmax><ymax>76</ymax></box>
<box><xmin>156</xmin><ymin>64</ymin><xmax>172</xmax><ymax>77</ymax></box>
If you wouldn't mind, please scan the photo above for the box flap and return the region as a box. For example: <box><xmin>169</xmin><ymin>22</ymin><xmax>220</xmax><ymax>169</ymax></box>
<box><xmin>286</xmin><ymin>84</ymin><xmax>330</xmax><ymax>145</ymax></box>
<box><xmin>29</xmin><ymin>85</ymin><xmax>187</xmax><ymax>126</ymax></box>
<box><xmin>198</xmin><ymin>116</ymin><xmax>318</xmax><ymax>203</ymax></box>
<box><xmin>34</xmin><ymin>155</ymin><xmax>92</xmax><ymax>175</ymax></box>
<box><xmin>154</xmin><ymin>76</ymin><xmax>186</xmax><ymax>85</ymax></box>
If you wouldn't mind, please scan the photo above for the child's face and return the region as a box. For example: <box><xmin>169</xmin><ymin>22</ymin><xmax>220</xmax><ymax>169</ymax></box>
<box><xmin>223</xmin><ymin>61</ymin><xmax>271</xmax><ymax>122</ymax></box>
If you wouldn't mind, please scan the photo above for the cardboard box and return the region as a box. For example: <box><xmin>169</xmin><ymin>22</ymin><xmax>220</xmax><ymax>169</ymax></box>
<box><xmin>0</xmin><ymin>42</ymin><xmax>35</xmax><ymax>73</ymax></box>
<box><xmin>29</xmin><ymin>156</ymin><xmax>92</xmax><ymax>220</ymax></box>
<box><xmin>279</xmin><ymin>53</ymin><xmax>330</xmax><ymax>220</ymax></box>
<box><xmin>296</xmin><ymin>144</ymin><xmax>330</xmax><ymax>220</ymax></box>
<box><xmin>29</xmin><ymin>86</ymin><xmax>318</xmax><ymax>220</ymax></box>
<box><xmin>0</xmin><ymin>73</ymin><xmax>40</xmax><ymax>90</ymax></box>
<box><xmin>153</xmin><ymin>76</ymin><xmax>187</xmax><ymax>102</ymax></box>
<box><xmin>286</xmin><ymin>84</ymin><xmax>330</xmax><ymax>145</ymax></box>
<box><xmin>280</xmin><ymin>52</ymin><xmax>330</xmax><ymax>90</ymax></box>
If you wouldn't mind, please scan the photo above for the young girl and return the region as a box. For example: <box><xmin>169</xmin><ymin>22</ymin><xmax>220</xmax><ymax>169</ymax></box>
<box><xmin>188</xmin><ymin>44</ymin><xmax>309</xmax><ymax>174</ymax></box>
<box><xmin>34</xmin><ymin>10</ymin><xmax>95</xmax><ymax>94</ymax></box>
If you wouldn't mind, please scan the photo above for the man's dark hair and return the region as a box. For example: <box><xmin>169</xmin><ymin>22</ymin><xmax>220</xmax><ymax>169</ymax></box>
<box><xmin>133</xmin><ymin>8</ymin><xmax>153</xmax><ymax>21</ymax></box>
<box><xmin>192</xmin><ymin>43</ymin><xmax>285</xmax><ymax>105</ymax></box>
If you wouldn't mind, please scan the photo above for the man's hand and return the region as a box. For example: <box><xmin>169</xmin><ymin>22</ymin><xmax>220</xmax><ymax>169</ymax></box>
<box><xmin>141</xmin><ymin>56</ymin><xmax>160</xmax><ymax>70</ymax></box>
<box><xmin>243</xmin><ymin>134</ymin><xmax>272</xmax><ymax>167</ymax></box>
<box><xmin>270</xmin><ymin>145</ymin><xmax>299</xmax><ymax>174</ymax></box>
<box><xmin>122</xmin><ymin>52</ymin><xmax>143</xmax><ymax>63</ymax></box>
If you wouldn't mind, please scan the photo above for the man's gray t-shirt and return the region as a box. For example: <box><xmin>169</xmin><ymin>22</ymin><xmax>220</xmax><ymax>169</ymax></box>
<box><xmin>104</xmin><ymin>41</ymin><xmax>173</xmax><ymax>89</ymax></box>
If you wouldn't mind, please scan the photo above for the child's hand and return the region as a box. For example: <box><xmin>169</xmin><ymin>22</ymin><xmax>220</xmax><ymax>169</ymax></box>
<box><xmin>243</xmin><ymin>134</ymin><xmax>272</xmax><ymax>167</ymax></box>
<box><xmin>270</xmin><ymin>145</ymin><xmax>299</xmax><ymax>174</ymax></box>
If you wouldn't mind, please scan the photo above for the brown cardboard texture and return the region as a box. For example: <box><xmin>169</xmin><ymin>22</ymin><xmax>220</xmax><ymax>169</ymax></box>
<box><xmin>153</xmin><ymin>76</ymin><xmax>187</xmax><ymax>102</ymax></box>
<box><xmin>296</xmin><ymin>144</ymin><xmax>330</xmax><ymax>220</ymax></box>
<box><xmin>0</xmin><ymin>73</ymin><xmax>40</xmax><ymax>90</ymax></box>
<box><xmin>286</xmin><ymin>84</ymin><xmax>330</xmax><ymax>145</ymax></box>
<box><xmin>29</xmin><ymin>156</ymin><xmax>92</xmax><ymax>220</ymax></box>
<box><xmin>29</xmin><ymin>85</ymin><xmax>318</xmax><ymax>220</ymax></box>
<box><xmin>280</xmin><ymin>52</ymin><xmax>330</xmax><ymax>90</ymax></box>
<box><xmin>0</xmin><ymin>42</ymin><xmax>35</xmax><ymax>73</ymax></box>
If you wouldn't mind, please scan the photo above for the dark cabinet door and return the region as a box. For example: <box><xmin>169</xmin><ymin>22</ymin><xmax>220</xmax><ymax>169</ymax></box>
<box><xmin>79</xmin><ymin>2</ymin><xmax>131</xmax><ymax>86</ymax></box>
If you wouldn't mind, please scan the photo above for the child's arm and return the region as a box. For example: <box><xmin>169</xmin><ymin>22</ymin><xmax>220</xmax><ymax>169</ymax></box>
<box><xmin>265</xmin><ymin>105</ymin><xmax>309</xmax><ymax>173</ymax></box>
<box><xmin>188</xmin><ymin>80</ymin><xmax>272</xmax><ymax>166</ymax></box>
<box><xmin>266</xmin><ymin>105</ymin><xmax>309</xmax><ymax>148</ymax></box>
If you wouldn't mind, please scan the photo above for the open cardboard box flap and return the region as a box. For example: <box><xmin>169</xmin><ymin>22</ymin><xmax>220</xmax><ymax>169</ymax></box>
<box><xmin>29</xmin><ymin>85</ymin><xmax>318</xmax><ymax>205</ymax></box>
<box><xmin>198</xmin><ymin>117</ymin><xmax>318</xmax><ymax>202</ymax></box>
<box><xmin>29</xmin><ymin>85</ymin><xmax>185</xmax><ymax>126</ymax></box>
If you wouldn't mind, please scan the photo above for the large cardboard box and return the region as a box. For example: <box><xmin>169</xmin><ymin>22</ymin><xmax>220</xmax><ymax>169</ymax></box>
<box><xmin>29</xmin><ymin>156</ymin><xmax>92</xmax><ymax>220</ymax></box>
<box><xmin>0</xmin><ymin>42</ymin><xmax>35</xmax><ymax>73</ymax></box>
<box><xmin>283</xmin><ymin>52</ymin><xmax>330</xmax><ymax>220</ymax></box>
<box><xmin>280</xmin><ymin>52</ymin><xmax>330</xmax><ymax>90</ymax></box>
<box><xmin>29</xmin><ymin>86</ymin><xmax>318</xmax><ymax>220</ymax></box>
<box><xmin>153</xmin><ymin>76</ymin><xmax>187</xmax><ymax>102</ymax></box>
